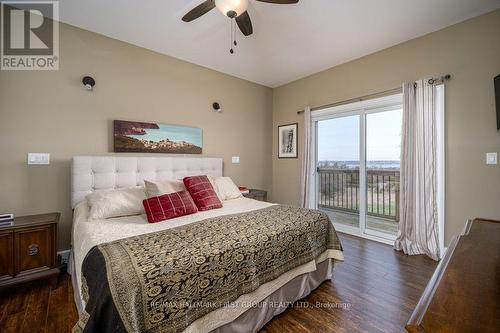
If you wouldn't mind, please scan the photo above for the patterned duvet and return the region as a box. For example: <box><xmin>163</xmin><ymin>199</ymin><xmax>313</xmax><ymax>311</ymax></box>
<box><xmin>74</xmin><ymin>205</ymin><xmax>343</xmax><ymax>333</ymax></box>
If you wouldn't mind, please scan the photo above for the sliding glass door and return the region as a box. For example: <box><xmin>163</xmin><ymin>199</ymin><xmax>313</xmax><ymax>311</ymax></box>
<box><xmin>312</xmin><ymin>94</ymin><xmax>403</xmax><ymax>243</ymax></box>
<box><xmin>365</xmin><ymin>109</ymin><xmax>402</xmax><ymax>237</ymax></box>
<box><xmin>317</xmin><ymin>114</ymin><xmax>361</xmax><ymax>231</ymax></box>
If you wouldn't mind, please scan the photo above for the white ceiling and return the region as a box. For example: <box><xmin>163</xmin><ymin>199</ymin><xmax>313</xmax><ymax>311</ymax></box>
<box><xmin>58</xmin><ymin>0</ymin><xmax>500</xmax><ymax>88</ymax></box>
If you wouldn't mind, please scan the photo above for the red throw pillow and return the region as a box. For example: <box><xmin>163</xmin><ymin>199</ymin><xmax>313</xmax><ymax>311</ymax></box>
<box><xmin>143</xmin><ymin>190</ymin><xmax>198</xmax><ymax>223</ymax></box>
<box><xmin>183</xmin><ymin>176</ymin><xmax>223</xmax><ymax>211</ymax></box>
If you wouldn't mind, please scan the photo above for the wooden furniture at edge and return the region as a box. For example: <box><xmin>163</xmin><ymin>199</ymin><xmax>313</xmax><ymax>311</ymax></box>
<box><xmin>0</xmin><ymin>213</ymin><xmax>60</xmax><ymax>289</ymax></box>
<box><xmin>406</xmin><ymin>218</ymin><xmax>500</xmax><ymax>333</ymax></box>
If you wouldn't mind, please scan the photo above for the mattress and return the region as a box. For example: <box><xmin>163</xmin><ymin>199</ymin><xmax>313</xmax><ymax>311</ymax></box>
<box><xmin>70</xmin><ymin>197</ymin><xmax>344</xmax><ymax>332</ymax></box>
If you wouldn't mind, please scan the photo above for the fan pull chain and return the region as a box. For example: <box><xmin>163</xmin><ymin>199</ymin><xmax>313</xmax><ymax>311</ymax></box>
<box><xmin>233</xmin><ymin>20</ymin><xmax>238</xmax><ymax>47</ymax></box>
<box><xmin>230</xmin><ymin>20</ymin><xmax>234</xmax><ymax>54</ymax></box>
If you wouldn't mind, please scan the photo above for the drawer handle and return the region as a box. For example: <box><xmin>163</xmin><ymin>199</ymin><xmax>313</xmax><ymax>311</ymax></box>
<box><xmin>28</xmin><ymin>244</ymin><xmax>39</xmax><ymax>256</ymax></box>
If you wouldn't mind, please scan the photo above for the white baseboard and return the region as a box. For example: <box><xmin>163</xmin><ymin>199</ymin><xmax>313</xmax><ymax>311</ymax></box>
<box><xmin>440</xmin><ymin>247</ymin><xmax>448</xmax><ymax>260</ymax></box>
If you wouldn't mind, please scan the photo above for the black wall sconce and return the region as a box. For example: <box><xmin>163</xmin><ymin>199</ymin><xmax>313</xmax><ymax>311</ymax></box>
<box><xmin>212</xmin><ymin>102</ymin><xmax>222</xmax><ymax>113</ymax></box>
<box><xmin>82</xmin><ymin>76</ymin><xmax>95</xmax><ymax>90</ymax></box>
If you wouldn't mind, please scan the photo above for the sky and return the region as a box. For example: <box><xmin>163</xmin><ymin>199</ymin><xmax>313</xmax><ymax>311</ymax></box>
<box><xmin>317</xmin><ymin>109</ymin><xmax>402</xmax><ymax>161</ymax></box>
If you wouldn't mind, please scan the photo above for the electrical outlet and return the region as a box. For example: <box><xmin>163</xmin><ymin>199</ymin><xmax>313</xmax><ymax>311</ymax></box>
<box><xmin>58</xmin><ymin>250</ymin><xmax>70</xmax><ymax>265</ymax></box>
<box><xmin>486</xmin><ymin>152</ymin><xmax>497</xmax><ymax>165</ymax></box>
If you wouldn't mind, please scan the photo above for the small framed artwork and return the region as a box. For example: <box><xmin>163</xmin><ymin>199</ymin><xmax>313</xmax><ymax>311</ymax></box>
<box><xmin>278</xmin><ymin>123</ymin><xmax>298</xmax><ymax>158</ymax></box>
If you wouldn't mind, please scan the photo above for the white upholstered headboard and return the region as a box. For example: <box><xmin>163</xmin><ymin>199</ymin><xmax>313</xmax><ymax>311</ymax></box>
<box><xmin>71</xmin><ymin>156</ymin><xmax>223</xmax><ymax>208</ymax></box>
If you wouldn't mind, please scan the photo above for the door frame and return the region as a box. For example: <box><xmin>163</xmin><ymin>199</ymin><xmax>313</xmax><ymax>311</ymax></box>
<box><xmin>311</xmin><ymin>93</ymin><xmax>403</xmax><ymax>245</ymax></box>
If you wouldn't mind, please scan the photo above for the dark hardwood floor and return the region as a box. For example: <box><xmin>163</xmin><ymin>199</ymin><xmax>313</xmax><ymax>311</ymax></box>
<box><xmin>261</xmin><ymin>233</ymin><xmax>438</xmax><ymax>333</ymax></box>
<box><xmin>0</xmin><ymin>233</ymin><xmax>437</xmax><ymax>333</ymax></box>
<box><xmin>0</xmin><ymin>271</ymin><xmax>77</xmax><ymax>333</ymax></box>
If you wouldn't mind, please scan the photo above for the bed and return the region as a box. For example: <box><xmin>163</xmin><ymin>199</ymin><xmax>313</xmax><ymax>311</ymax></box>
<box><xmin>69</xmin><ymin>156</ymin><xmax>344</xmax><ymax>333</ymax></box>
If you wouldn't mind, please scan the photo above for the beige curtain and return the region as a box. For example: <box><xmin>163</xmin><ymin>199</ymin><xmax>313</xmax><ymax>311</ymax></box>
<box><xmin>394</xmin><ymin>79</ymin><xmax>440</xmax><ymax>261</ymax></box>
<box><xmin>300</xmin><ymin>106</ymin><xmax>312</xmax><ymax>208</ymax></box>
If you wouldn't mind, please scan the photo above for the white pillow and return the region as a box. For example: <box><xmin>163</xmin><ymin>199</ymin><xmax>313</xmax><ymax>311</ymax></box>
<box><xmin>144</xmin><ymin>179</ymin><xmax>186</xmax><ymax>198</ymax></box>
<box><xmin>86</xmin><ymin>187</ymin><xmax>146</xmax><ymax>220</ymax></box>
<box><xmin>213</xmin><ymin>177</ymin><xmax>243</xmax><ymax>201</ymax></box>
<box><xmin>207</xmin><ymin>176</ymin><xmax>224</xmax><ymax>202</ymax></box>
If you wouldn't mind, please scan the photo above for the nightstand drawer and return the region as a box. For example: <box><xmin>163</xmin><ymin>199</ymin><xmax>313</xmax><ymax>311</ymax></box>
<box><xmin>14</xmin><ymin>226</ymin><xmax>53</xmax><ymax>275</ymax></box>
<box><xmin>0</xmin><ymin>231</ymin><xmax>14</xmax><ymax>280</ymax></box>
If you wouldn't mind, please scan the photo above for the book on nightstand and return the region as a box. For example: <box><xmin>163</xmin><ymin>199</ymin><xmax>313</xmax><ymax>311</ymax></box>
<box><xmin>0</xmin><ymin>213</ymin><xmax>14</xmax><ymax>227</ymax></box>
<box><xmin>0</xmin><ymin>221</ymin><xmax>14</xmax><ymax>227</ymax></box>
<box><xmin>0</xmin><ymin>213</ymin><xmax>14</xmax><ymax>220</ymax></box>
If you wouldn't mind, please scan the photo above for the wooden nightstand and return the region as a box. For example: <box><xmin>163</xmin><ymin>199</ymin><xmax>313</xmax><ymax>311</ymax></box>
<box><xmin>0</xmin><ymin>213</ymin><xmax>60</xmax><ymax>289</ymax></box>
<box><xmin>243</xmin><ymin>189</ymin><xmax>268</xmax><ymax>202</ymax></box>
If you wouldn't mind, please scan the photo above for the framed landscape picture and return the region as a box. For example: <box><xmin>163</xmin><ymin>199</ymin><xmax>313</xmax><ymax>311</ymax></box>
<box><xmin>114</xmin><ymin>120</ymin><xmax>202</xmax><ymax>154</ymax></box>
<box><xmin>278</xmin><ymin>123</ymin><xmax>298</xmax><ymax>158</ymax></box>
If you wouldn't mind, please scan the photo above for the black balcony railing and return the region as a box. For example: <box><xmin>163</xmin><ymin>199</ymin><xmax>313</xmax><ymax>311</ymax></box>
<box><xmin>317</xmin><ymin>168</ymin><xmax>400</xmax><ymax>222</ymax></box>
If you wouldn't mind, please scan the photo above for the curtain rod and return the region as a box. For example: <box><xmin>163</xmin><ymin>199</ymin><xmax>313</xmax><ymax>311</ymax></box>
<box><xmin>297</xmin><ymin>74</ymin><xmax>451</xmax><ymax>115</ymax></box>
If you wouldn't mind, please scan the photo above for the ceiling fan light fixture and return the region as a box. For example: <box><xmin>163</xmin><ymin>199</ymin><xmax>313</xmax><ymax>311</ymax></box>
<box><xmin>215</xmin><ymin>0</ymin><xmax>248</xmax><ymax>18</ymax></box>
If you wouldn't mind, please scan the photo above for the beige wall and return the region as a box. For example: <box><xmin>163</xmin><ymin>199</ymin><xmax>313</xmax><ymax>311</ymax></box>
<box><xmin>1</xmin><ymin>10</ymin><xmax>499</xmax><ymax>251</ymax></box>
<box><xmin>272</xmin><ymin>10</ymin><xmax>500</xmax><ymax>245</ymax></box>
<box><xmin>0</xmin><ymin>23</ymin><xmax>273</xmax><ymax>250</ymax></box>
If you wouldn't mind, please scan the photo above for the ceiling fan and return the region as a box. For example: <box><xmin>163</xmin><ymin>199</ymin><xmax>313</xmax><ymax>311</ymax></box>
<box><xmin>182</xmin><ymin>0</ymin><xmax>299</xmax><ymax>53</ymax></box>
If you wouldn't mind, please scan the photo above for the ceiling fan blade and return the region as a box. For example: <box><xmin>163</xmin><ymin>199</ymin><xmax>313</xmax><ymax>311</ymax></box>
<box><xmin>182</xmin><ymin>0</ymin><xmax>216</xmax><ymax>22</ymax></box>
<box><xmin>255</xmin><ymin>0</ymin><xmax>299</xmax><ymax>4</ymax></box>
<box><xmin>236</xmin><ymin>11</ymin><xmax>253</xmax><ymax>36</ymax></box>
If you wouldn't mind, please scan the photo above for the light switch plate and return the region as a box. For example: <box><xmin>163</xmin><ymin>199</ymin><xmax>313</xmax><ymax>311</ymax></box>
<box><xmin>231</xmin><ymin>156</ymin><xmax>240</xmax><ymax>164</ymax></box>
<box><xmin>486</xmin><ymin>152</ymin><xmax>497</xmax><ymax>165</ymax></box>
<box><xmin>28</xmin><ymin>153</ymin><xmax>50</xmax><ymax>165</ymax></box>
